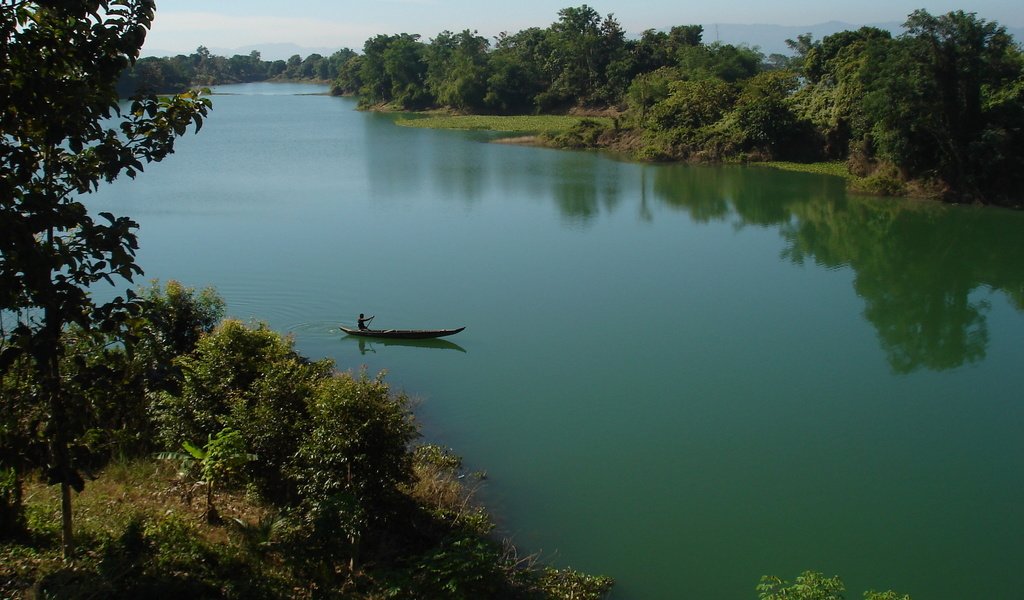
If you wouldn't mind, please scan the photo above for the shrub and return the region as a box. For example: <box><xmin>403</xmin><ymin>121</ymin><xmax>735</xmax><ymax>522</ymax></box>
<box><xmin>537</xmin><ymin>567</ymin><xmax>615</xmax><ymax>600</ymax></box>
<box><xmin>293</xmin><ymin>371</ymin><xmax>419</xmax><ymax>513</ymax></box>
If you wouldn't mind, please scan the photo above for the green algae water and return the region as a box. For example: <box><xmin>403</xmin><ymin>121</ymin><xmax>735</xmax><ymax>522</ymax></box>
<box><xmin>90</xmin><ymin>83</ymin><xmax>1024</xmax><ymax>599</ymax></box>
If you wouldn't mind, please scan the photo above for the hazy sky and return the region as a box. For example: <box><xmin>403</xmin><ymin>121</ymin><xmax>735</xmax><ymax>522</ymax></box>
<box><xmin>143</xmin><ymin>1</ymin><xmax>1024</xmax><ymax>54</ymax></box>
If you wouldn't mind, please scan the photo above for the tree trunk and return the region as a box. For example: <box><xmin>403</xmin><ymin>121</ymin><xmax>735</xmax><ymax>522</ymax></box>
<box><xmin>60</xmin><ymin>481</ymin><xmax>73</xmax><ymax>558</ymax></box>
<box><xmin>42</xmin><ymin>297</ymin><xmax>74</xmax><ymax>559</ymax></box>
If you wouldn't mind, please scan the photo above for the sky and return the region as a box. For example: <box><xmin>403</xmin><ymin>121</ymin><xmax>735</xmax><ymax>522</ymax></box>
<box><xmin>142</xmin><ymin>0</ymin><xmax>1024</xmax><ymax>56</ymax></box>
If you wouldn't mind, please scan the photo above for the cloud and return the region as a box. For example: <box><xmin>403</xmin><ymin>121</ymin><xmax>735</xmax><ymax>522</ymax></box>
<box><xmin>144</xmin><ymin>11</ymin><xmax>382</xmax><ymax>53</ymax></box>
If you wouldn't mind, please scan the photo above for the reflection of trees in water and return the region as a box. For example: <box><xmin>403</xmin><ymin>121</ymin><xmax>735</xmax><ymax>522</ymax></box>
<box><xmin>650</xmin><ymin>164</ymin><xmax>846</xmax><ymax>228</ymax></box>
<box><xmin>651</xmin><ymin>166</ymin><xmax>1024</xmax><ymax>373</ymax></box>
<box><xmin>782</xmin><ymin>199</ymin><xmax>1023</xmax><ymax>373</ymax></box>
<box><xmin>547</xmin><ymin>156</ymin><xmax>628</xmax><ymax>224</ymax></box>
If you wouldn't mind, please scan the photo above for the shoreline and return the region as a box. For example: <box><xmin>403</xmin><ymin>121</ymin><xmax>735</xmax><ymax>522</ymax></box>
<box><xmin>376</xmin><ymin>109</ymin><xmax>1021</xmax><ymax>208</ymax></box>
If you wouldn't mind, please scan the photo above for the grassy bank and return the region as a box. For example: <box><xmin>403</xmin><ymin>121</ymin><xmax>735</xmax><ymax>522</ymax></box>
<box><xmin>393</xmin><ymin>112</ymin><xmax>940</xmax><ymax>200</ymax></box>
<box><xmin>759</xmin><ymin>161</ymin><xmax>856</xmax><ymax>180</ymax></box>
<box><xmin>1</xmin><ymin>452</ymin><xmax>613</xmax><ymax>599</ymax></box>
<box><xmin>759</xmin><ymin>160</ymin><xmax>948</xmax><ymax>198</ymax></box>
<box><xmin>395</xmin><ymin>114</ymin><xmax>613</xmax><ymax>134</ymax></box>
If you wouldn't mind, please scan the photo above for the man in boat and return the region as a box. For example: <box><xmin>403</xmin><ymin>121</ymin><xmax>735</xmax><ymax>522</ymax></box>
<box><xmin>357</xmin><ymin>313</ymin><xmax>375</xmax><ymax>330</ymax></box>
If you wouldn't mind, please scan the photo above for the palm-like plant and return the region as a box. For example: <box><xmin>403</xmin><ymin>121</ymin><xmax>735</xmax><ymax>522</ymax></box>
<box><xmin>157</xmin><ymin>427</ymin><xmax>255</xmax><ymax>523</ymax></box>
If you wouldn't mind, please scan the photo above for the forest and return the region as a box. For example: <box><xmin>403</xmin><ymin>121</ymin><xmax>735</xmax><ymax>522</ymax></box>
<box><xmin>117</xmin><ymin>46</ymin><xmax>357</xmax><ymax>95</ymax></box>
<box><xmin>123</xmin><ymin>5</ymin><xmax>1024</xmax><ymax>207</ymax></box>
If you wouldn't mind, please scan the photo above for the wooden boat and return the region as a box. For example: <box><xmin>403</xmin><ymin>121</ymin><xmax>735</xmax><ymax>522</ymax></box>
<box><xmin>339</xmin><ymin>324</ymin><xmax>465</xmax><ymax>339</ymax></box>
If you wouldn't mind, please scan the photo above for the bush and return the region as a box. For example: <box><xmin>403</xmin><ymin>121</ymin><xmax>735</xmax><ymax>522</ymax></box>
<box><xmin>850</xmin><ymin>162</ymin><xmax>908</xmax><ymax>196</ymax></box>
<box><xmin>546</xmin><ymin>118</ymin><xmax>612</xmax><ymax>149</ymax></box>
<box><xmin>293</xmin><ymin>371</ymin><xmax>419</xmax><ymax>513</ymax></box>
<box><xmin>758</xmin><ymin>571</ymin><xmax>911</xmax><ymax>600</ymax></box>
<box><xmin>537</xmin><ymin>567</ymin><xmax>615</xmax><ymax>600</ymax></box>
<box><xmin>133</xmin><ymin>280</ymin><xmax>225</xmax><ymax>394</ymax></box>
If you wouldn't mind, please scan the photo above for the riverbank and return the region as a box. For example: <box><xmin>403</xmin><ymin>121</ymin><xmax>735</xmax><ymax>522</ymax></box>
<box><xmin>392</xmin><ymin>114</ymin><xmax>885</xmax><ymax>192</ymax></box>
<box><xmin>395</xmin><ymin>114</ymin><xmax>614</xmax><ymax>134</ymax></box>
<box><xmin>391</xmin><ymin>112</ymin><xmax>1012</xmax><ymax>204</ymax></box>
<box><xmin>1</xmin><ymin>453</ymin><xmax>613</xmax><ymax>599</ymax></box>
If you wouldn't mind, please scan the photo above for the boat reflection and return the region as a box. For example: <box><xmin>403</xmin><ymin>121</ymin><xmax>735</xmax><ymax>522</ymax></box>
<box><xmin>347</xmin><ymin>336</ymin><xmax>467</xmax><ymax>355</ymax></box>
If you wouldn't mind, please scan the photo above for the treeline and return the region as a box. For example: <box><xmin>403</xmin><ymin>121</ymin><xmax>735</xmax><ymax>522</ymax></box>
<box><xmin>117</xmin><ymin>46</ymin><xmax>358</xmax><ymax>96</ymax></box>
<box><xmin>332</xmin><ymin>5</ymin><xmax>1024</xmax><ymax>205</ymax></box>
<box><xmin>119</xmin><ymin>3</ymin><xmax>1024</xmax><ymax>204</ymax></box>
<box><xmin>330</xmin><ymin>7</ymin><xmax>719</xmax><ymax>112</ymax></box>
<box><xmin>606</xmin><ymin>9</ymin><xmax>1024</xmax><ymax>205</ymax></box>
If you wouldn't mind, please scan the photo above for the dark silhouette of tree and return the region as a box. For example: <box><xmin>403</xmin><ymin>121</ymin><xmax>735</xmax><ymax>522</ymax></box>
<box><xmin>1</xmin><ymin>0</ymin><xmax>210</xmax><ymax>556</ymax></box>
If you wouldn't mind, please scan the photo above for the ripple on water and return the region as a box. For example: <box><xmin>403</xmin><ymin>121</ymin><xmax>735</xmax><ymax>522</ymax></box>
<box><xmin>215</xmin><ymin>275</ymin><xmax>362</xmax><ymax>338</ymax></box>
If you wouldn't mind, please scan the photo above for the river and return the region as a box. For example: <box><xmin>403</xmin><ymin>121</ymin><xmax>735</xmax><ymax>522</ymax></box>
<box><xmin>90</xmin><ymin>82</ymin><xmax>1024</xmax><ymax>599</ymax></box>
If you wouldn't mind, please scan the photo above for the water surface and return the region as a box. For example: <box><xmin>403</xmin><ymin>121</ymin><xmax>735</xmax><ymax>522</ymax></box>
<box><xmin>91</xmin><ymin>82</ymin><xmax>1024</xmax><ymax>599</ymax></box>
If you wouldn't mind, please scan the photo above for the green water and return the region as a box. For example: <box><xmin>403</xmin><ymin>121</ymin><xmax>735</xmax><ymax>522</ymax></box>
<box><xmin>91</xmin><ymin>83</ymin><xmax>1024</xmax><ymax>599</ymax></box>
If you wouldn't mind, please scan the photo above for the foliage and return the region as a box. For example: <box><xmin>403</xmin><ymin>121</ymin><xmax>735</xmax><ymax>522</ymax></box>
<box><xmin>1</xmin><ymin>0</ymin><xmax>211</xmax><ymax>556</ymax></box>
<box><xmin>731</xmin><ymin>70</ymin><xmax>807</xmax><ymax>156</ymax></box>
<box><xmin>156</xmin><ymin>427</ymin><xmax>256</xmax><ymax>523</ymax></box>
<box><xmin>132</xmin><ymin>279</ymin><xmax>225</xmax><ymax>394</ymax></box>
<box><xmin>0</xmin><ymin>466</ymin><xmax>25</xmax><ymax>538</ymax></box>
<box><xmin>648</xmin><ymin>78</ymin><xmax>735</xmax><ymax>132</ymax></box>
<box><xmin>293</xmin><ymin>371</ymin><xmax>418</xmax><ymax>512</ymax></box>
<box><xmin>625</xmin><ymin>67</ymin><xmax>678</xmax><ymax>122</ymax></box>
<box><xmin>425</xmin><ymin>30</ymin><xmax>491</xmax><ymax>111</ymax></box>
<box><xmin>546</xmin><ymin>118</ymin><xmax>612</xmax><ymax>148</ymax></box>
<box><xmin>757</xmin><ymin>571</ymin><xmax>911</xmax><ymax>600</ymax></box>
<box><xmin>761</xmin><ymin>161</ymin><xmax>858</xmax><ymax>180</ymax></box>
<box><xmin>485</xmin><ymin>27</ymin><xmax>554</xmax><ymax>113</ymax></box>
<box><xmin>112</xmin><ymin>6</ymin><xmax>1024</xmax><ymax>203</ymax></box>
<box><xmin>152</xmin><ymin>319</ymin><xmax>332</xmax><ymax>502</ymax></box>
<box><xmin>397</xmin><ymin>114</ymin><xmax>611</xmax><ymax>133</ymax></box>
<box><xmin>537</xmin><ymin>567</ymin><xmax>616</xmax><ymax>600</ymax></box>
<box><xmin>757</xmin><ymin>571</ymin><xmax>845</xmax><ymax>600</ymax></box>
<box><xmin>677</xmin><ymin>42</ymin><xmax>764</xmax><ymax>83</ymax></box>
<box><xmin>405</xmin><ymin>534</ymin><xmax>507</xmax><ymax>599</ymax></box>
<box><xmin>862</xmin><ymin>10</ymin><xmax>1024</xmax><ymax>203</ymax></box>
<box><xmin>121</xmin><ymin>47</ymin><xmax>358</xmax><ymax>94</ymax></box>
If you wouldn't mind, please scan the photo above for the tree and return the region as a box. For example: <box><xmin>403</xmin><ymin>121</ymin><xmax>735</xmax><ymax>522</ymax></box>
<box><xmin>790</xmin><ymin>29</ymin><xmax>889</xmax><ymax>158</ymax></box>
<box><xmin>485</xmin><ymin>27</ymin><xmax>552</xmax><ymax>113</ymax></box>
<box><xmin>425</xmin><ymin>30</ymin><xmax>491</xmax><ymax>111</ymax></box>
<box><xmin>626</xmin><ymin>66</ymin><xmax>678</xmax><ymax>123</ymax></box>
<box><xmin>132</xmin><ymin>280</ymin><xmax>224</xmax><ymax>394</ymax></box>
<box><xmin>157</xmin><ymin>427</ymin><xmax>256</xmax><ymax>523</ymax></box>
<box><xmin>0</xmin><ymin>1</ymin><xmax>210</xmax><ymax>557</ymax></box>
<box><xmin>731</xmin><ymin>70</ymin><xmax>804</xmax><ymax>157</ymax></box>
<box><xmin>801</xmin><ymin>27</ymin><xmax>891</xmax><ymax>84</ymax></box>
<box><xmin>332</xmin><ymin>54</ymin><xmax>364</xmax><ymax>96</ymax></box>
<box><xmin>782</xmin><ymin>32</ymin><xmax>817</xmax><ymax>73</ymax></box>
<box><xmin>292</xmin><ymin>370</ymin><xmax>418</xmax><ymax>575</ymax></box>
<box><xmin>863</xmin><ymin>10</ymin><xmax>1024</xmax><ymax>202</ymax></box>
<box><xmin>677</xmin><ymin>42</ymin><xmax>764</xmax><ymax>83</ymax></box>
<box><xmin>358</xmin><ymin>33</ymin><xmax>431</xmax><ymax>108</ymax></box>
<box><xmin>383</xmin><ymin>33</ymin><xmax>431</xmax><ymax>108</ymax></box>
<box><xmin>542</xmin><ymin>4</ymin><xmax>618</xmax><ymax>108</ymax></box>
<box><xmin>648</xmin><ymin>77</ymin><xmax>734</xmax><ymax>133</ymax></box>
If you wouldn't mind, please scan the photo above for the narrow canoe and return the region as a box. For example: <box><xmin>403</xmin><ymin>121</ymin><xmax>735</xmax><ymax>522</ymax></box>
<box><xmin>339</xmin><ymin>325</ymin><xmax>466</xmax><ymax>339</ymax></box>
